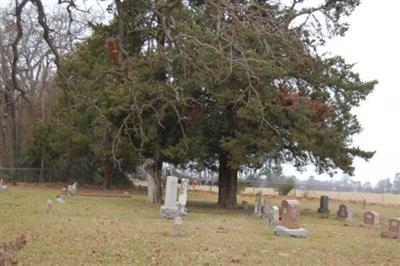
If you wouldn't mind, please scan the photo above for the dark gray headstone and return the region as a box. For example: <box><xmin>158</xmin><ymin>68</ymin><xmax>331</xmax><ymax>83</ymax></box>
<box><xmin>336</xmin><ymin>204</ymin><xmax>352</xmax><ymax>221</ymax></box>
<box><xmin>317</xmin><ymin>195</ymin><xmax>329</xmax><ymax>214</ymax></box>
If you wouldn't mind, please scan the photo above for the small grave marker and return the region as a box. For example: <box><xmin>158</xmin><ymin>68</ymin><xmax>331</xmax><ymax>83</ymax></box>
<box><xmin>361</xmin><ymin>211</ymin><xmax>380</xmax><ymax>228</ymax></box>
<box><xmin>178</xmin><ymin>178</ymin><xmax>189</xmax><ymax>215</ymax></box>
<box><xmin>263</xmin><ymin>199</ymin><xmax>272</xmax><ymax>218</ymax></box>
<box><xmin>172</xmin><ymin>216</ymin><xmax>183</xmax><ymax>237</ymax></box>
<box><xmin>47</xmin><ymin>199</ymin><xmax>53</xmax><ymax>214</ymax></box>
<box><xmin>56</xmin><ymin>195</ymin><xmax>65</xmax><ymax>204</ymax></box>
<box><xmin>269</xmin><ymin>206</ymin><xmax>280</xmax><ymax>226</ymax></box>
<box><xmin>337</xmin><ymin>204</ymin><xmax>352</xmax><ymax>221</ymax></box>
<box><xmin>63</xmin><ymin>182</ymin><xmax>78</xmax><ymax>197</ymax></box>
<box><xmin>381</xmin><ymin>218</ymin><xmax>400</xmax><ymax>239</ymax></box>
<box><xmin>254</xmin><ymin>191</ymin><xmax>262</xmax><ymax>217</ymax></box>
<box><xmin>317</xmin><ymin>196</ymin><xmax>329</xmax><ymax>217</ymax></box>
<box><xmin>0</xmin><ymin>179</ymin><xmax>8</xmax><ymax>192</ymax></box>
<box><xmin>242</xmin><ymin>200</ymin><xmax>249</xmax><ymax>210</ymax></box>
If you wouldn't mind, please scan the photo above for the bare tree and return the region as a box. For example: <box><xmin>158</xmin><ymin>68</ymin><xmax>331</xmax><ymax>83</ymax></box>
<box><xmin>0</xmin><ymin>2</ymin><xmax>88</xmax><ymax>168</ymax></box>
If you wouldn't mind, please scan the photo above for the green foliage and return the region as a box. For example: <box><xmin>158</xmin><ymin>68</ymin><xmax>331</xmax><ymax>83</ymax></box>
<box><xmin>276</xmin><ymin>179</ymin><xmax>295</xmax><ymax>196</ymax></box>
<box><xmin>28</xmin><ymin>1</ymin><xmax>375</xmax><ymax>196</ymax></box>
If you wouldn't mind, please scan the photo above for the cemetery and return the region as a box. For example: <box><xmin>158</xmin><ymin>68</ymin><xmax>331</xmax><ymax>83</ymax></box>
<box><xmin>1</xmin><ymin>183</ymin><xmax>399</xmax><ymax>265</ymax></box>
<box><xmin>1</xmin><ymin>0</ymin><xmax>400</xmax><ymax>265</ymax></box>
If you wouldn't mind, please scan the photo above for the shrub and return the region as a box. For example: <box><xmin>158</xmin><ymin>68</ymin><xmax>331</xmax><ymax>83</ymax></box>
<box><xmin>276</xmin><ymin>179</ymin><xmax>295</xmax><ymax>195</ymax></box>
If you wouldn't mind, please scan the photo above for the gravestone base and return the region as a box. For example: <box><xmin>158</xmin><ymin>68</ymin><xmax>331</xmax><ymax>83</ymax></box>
<box><xmin>360</xmin><ymin>223</ymin><xmax>381</xmax><ymax>229</ymax></box>
<box><xmin>336</xmin><ymin>217</ymin><xmax>353</xmax><ymax>222</ymax></box>
<box><xmin>177</xmin><ymin>205</ymin><xmax>187</xmax><ymax>216</ymax></box>
<box><xmin>381</xmin><ymin>231</ymin><xmax>400</xmax><ymax>239</ymax></box>
<box><xmin>160</xmin><ymin>206</ymin><xmax>179</xmax><ymax>219</ymax></box>
<box><xmin>255</xmin><ymin>213</ymin><xmax>263</xmax><ymax>218</ymax></box>
<box><xmin>274</xmin><ymin>225</ymin><xmax>308</xmax><ymax>238</ymax></box>
<box><xmin>267</xmin><ymin>219</ymin><xmax>279</xmax><ymax>226</ymax></box>
<box><xmin>318</xmin><ymin>213</ymin><xmax>330</xmax><ymax>219</ymax></box>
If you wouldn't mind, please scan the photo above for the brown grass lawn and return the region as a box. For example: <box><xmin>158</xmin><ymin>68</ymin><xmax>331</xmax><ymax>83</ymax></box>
<box><xmin>0</xmin><ymin>186</ymin><xmax>399</xmax><ymax>265</ymax></box>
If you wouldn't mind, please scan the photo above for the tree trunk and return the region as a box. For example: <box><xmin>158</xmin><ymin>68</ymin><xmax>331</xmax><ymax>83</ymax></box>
<box><xmin>104</xmin><ymin>159</ymin><xmax>113</xmax><ymax>190</ymax></box>
<box><xmin>39</xmin><ymin>149</ymin><xmax>45</xmax><ymax>183</ymax></box>
<box><xmin>218</xmin><ymin>152</ymin><xmax>238</xmax><ymax>208</ymax></box>
<box><xmin>143</xmin><ymin>158</ymin><xmax>163</xmax><ymax>204</ymax></box>
<box><xmin>0</xmin><ymin>111</ymin><xmax>6</xmax><ymax>166</ymax></box>
<box><xmin>4</xmin><ymin>91</ymin><xmax>17</xmax><ymax>167</ymax></box>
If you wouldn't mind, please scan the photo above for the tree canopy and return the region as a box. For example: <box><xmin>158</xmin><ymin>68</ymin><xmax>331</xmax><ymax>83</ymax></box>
<box><xmin>28</xmin><ymin>0</ymin><xmax>376</xmax><ymax>207</ymax></box>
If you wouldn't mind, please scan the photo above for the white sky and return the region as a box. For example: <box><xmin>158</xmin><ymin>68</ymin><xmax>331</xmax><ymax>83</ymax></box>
<box><xmin>284</xmin><ymin>0</ymin><xmax>400</xmax><ymax>185</ymax></box>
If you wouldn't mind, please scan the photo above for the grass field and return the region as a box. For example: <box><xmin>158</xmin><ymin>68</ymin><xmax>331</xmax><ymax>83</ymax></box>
<box><xmin>1</xmin><ymin>186</ymin><xmax>399</xmax><ymax>265</ymax></box>
<box><xmin>191</xmin><ymin>185</ymin><xmax>400</xmax><ymax>205</ymax></box>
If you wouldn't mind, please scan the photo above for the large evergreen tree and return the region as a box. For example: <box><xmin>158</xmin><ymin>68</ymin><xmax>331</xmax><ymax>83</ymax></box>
<box><xmin>159</xmin><ymin>0</ymin><xmax>376</xmax><ymax>207</ymax></box>
<box><xmin>32</xmin><ymin>0</ymin><xmax>376</xmax><ymax>208</ymax></box>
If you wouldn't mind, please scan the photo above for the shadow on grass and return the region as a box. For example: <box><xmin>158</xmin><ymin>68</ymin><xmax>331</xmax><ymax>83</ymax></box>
<box><xmin>187</xmin><ymin>199</ymin><xmax>254</xmax><ymax>217</ymax></box>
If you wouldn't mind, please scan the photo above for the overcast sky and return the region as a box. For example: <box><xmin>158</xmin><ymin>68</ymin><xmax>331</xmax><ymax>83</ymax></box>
<box><xmin>284</xmin><ymin>0</ymin><xmax>400</xmax><ymax>185</ymax></box>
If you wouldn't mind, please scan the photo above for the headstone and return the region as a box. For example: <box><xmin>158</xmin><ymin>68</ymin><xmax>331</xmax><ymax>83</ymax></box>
<box><xmin>172</xmin><ymin>216</ymin><xmax>183</xmax><ymax>237</ymax></box>
<box><xmin>160</xmin><ymin>176</ymin><xmax>179</xmax><ymax>219</ymax></box>
<box><xmin>267</xmin><ymin>206</ymin><xmax>280</xmax><ymax>226</ymax></box>
<box><xmin>70</xmin><ymin>182</ymin><xmax>78</xmax><ymax>194</ymax></box>
<box><xmin>56</xmin><ymin>195</ymin><xmax>65</xmax><ymax>204</ymax></box>
<box><xmin>274</xmin><ymin>226</ymin><xmax>308</xmax><ymax>238</ymax></box>
<box><xmin>362</xmin><ymin>199</ymin><xmax>367</xmax><ymax>209</ymax></box>
<box><xmin>0</xmin><ymin>179</ymin><xmax>8</xmax><ymax>192</ymax></box>
<box><xmin>336</xmin><ymin>204</ymin><xmax>352</xmax><ymax>221</ymax></box>
<box><xmin>64</xmin><ymin>182</ymin><xmax>78</xmax><ymax>197</ymax></box>
<box><xmin>274</xmin><ymin>199</ymin><xmax>308</xmax><ymax>238</ymax></box>
<box><xmin>263</xmin><ymin>199</ymin><xmax>279</xmax><ymax>226</ymax></box>
<box><xmin>381</xmin><ymin>218</ymin><xmax>400</xmax><ymax>238</ymax></box>
<box><xmin>254</xmin><ymin>191</ymin><xmax>262</xmax><ymax>217</ymax></box>
<box><xmin>281</xmin><ymin>199</ymin><xmax>300</xmax><ymax>229</ymax></box>
<box><xmin>263</xmin><ymin>199</ymin><xmax>273</xmax><ymax>218</ymax></box>
<box><xmin>242</xmin><ymin>200</ymin><xmax>249</xmax><ymax>210</ymax></box>
<box><xmin>317</xmin><ymin>195</ymin><xmax>330</xmax><ymax>214</ymax></box>
<box><xmin>178</xmin><ymin>178</ymin><xmax>189</xmax><ymax>215</ymax></box>
<box><xmin>47</xmin><ymin>199</ymin><xmax>53</xmax><ymax>214</ymax></box>
<box><xmin>361</xmin><ymin>211</ymin><xmax>380</xmax><ymax>228</ymax></box>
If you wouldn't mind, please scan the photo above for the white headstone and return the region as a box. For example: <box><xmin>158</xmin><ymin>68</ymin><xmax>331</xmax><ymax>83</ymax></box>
<box><xmin>69</xmin><ymin>182</ymin><xmax>78</xmax><ymax>194</ymax></box>
<box><xmin>56</xmin><ymin>196</ymin><xmax>65</xmax><ymax>204</ymax></box>
<box><xmin>178</xmin><ymin>178</ymin><xmax>188</xmax><ymax>207</ymax></box>
<box><xmin>160</xmin><ymin>176</ymin><xmax>179</xmax><ymax>219</ymax></box>
<box><xmin>271</xmin><ymin>206</ymin><xmax>280</xmax><ymax>225</ymax></box>
<box><xmin>64</xmin><ymin>182</ymin><xmax>78</xmax><ymax>197</ymax></box>
<box><xmin>178</xmin><ymin>178</ymin><xmax>189</xmax><ymax>215</ymax></box>
<box><xmin>0</xmin><ymin>179</ymin><xmax>8</xmax><ymax>192</ymax></box>
<box><xmin>165</xmin><ymin>176</ymin><xmax>178</xmax><ymax>207</ymax></box>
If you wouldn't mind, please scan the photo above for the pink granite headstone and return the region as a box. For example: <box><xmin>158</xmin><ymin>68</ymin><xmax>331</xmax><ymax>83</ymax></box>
<box><xmin>172</xmin><ymin>216</ymin><xmax>183</xmax><ymax>237</ymax></box>
<box><xmin>381</xmin><ymin>218</ymin><xmax>400</xmax><ymax>238</ymax></box>
<box><xmin>281</xmin><ymin>199</ymin><xmax>300</xmax><ymax>229</ymax></box>
<box><xmin>361</xmin><ymin>211</ymin><xmax>380</xmax><ymax>227</ymax></box>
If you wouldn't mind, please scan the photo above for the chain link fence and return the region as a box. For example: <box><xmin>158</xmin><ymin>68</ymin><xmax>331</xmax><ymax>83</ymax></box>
<box><xmin>0</xmin><ymin>168</ymin><xmax>68</xmax><ymax>183</ymax></box>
